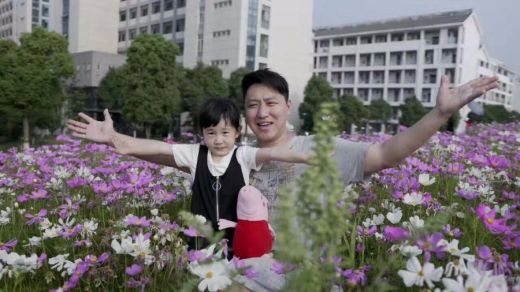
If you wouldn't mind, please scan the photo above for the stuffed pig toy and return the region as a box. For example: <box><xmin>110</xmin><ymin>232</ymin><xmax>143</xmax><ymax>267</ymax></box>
<box><xmin>218</xmin><ymin>185</ymin><xmax>274</xmax><ymax>259</ymax></box>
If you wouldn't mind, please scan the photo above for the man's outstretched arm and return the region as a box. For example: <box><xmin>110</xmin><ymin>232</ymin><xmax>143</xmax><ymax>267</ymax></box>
<box><xmin>364</xmin><ymin>75</ymin><xmax>498</xmax><ymax>174</ymax></box>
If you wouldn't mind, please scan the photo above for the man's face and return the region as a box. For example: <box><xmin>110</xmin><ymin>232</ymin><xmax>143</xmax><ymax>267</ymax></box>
<box><xmin>244</xmin><ymin>84</ymin><xmax>291</xmax><ymax>147</ymax></box>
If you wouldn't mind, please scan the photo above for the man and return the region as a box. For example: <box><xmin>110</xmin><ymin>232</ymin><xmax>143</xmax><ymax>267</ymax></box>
<box><xmin>241</xmin><ymin>69</ymin><xmax>497</xmax><ymax>214</ymax></box>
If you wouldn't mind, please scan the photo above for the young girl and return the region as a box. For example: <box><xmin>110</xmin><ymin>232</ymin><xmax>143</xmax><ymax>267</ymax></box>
<box><xmin>67</xmin><ymin>98</ymin><xmax>309</xmax><ymax>254</ymax></box>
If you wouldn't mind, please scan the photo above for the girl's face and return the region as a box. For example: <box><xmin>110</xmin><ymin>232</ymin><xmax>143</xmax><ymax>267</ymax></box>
<box><xmin>202</xmin><ymin>119</ymin><xmax>240</xmax><ymax>160</ymax></box>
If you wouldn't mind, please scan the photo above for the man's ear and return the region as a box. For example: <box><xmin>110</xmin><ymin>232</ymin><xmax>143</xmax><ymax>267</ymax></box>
<box><xmin>286</xmin><ymin>99</ymin><xmax>292</xmax><ymax>110</ymax></box>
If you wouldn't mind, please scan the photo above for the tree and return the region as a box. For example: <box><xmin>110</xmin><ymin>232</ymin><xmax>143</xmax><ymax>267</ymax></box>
<box><xmin>299</xmin><ymin>75</ymin><xmax>334</xmax><ymax>133</ymax></box>
<box><xmin>0</xmin><ymin>28</ymin><xmax>74</xmax><ymax>149</ymax></box>
<box><xmin>180</xmin><ymin>63</ymin><xmax>229</xmax><ymax>132</ymax></box>
<box><xmin>399</xmin><ymin>96</ymin><xmax>426</xmax><ymax>127</ymax></box>
<box><xmin>337</xmin><ymin>94</ymin><xmax>368</xmax><ymax>133</ymax></box>
<box><xmin>469</xmin><ymin>104</ymin><xmax>520</xmax><ymax>124</ymax></box>
<box><xmin>97</xmin><ymin>66</ymin><xmax>127</xmax><ymax>110</ymax></box>
<box><xmin>228</xmin><ymin>67</ymin><xmax>252</xmax><ymax>111</ymax></box>
<box><xmin>121</xmin><ymin>34</ymin><xmax>183</xmax><ymax>138</ymax></box>
<box><xmin>367</xmin><ymin>99</ymin><xmax>393</xmax><ymax>121</ymax></box>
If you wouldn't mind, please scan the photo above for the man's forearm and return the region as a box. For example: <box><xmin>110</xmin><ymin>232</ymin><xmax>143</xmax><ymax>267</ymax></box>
<box><xmin>110</xmin><ymin>132</ymin><xmax>175</xmax><ymax>166</ymax></box>
<box><xmin>380</xmin><ymin>108</ymin><xmax>449</xmax><ymax>167</ymax></box>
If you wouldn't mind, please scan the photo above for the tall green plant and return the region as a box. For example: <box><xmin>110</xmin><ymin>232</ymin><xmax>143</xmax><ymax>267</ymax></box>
<box><xmin>274</xmin><ymin>103</ymin><xmax>358</xmax><ymax>290</ymax></box>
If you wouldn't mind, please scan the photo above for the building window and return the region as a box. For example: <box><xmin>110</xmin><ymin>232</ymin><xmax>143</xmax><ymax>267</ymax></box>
<box><xmin>373</xmin><ymin>53</ymin><xmax>385</xmax><ymax>66</ymax></box>
<box><xmin>215</xmin><ymin>0</ymin><xmax>233</xmax><ymax>8</ymax></box>
<box><xmin>332</xmin><ymin>38</ymin><xmax>344</xmax><ymax>46</ymax></box>
<box><xmin>151</xmin><ymin>23</ymin><xmax>160</xmax><ymax>34</ymax></box>
<box><xmin>344</xmin><ymin>72</ymin><xmax>355</xmax><ymax>84</ymax></box>
<box><xmin>118</xmin><ymin>31</ymin><xmax>126</xmax><ymax>42</ymax></box>
<box><xmin>405</xmin><ymin>51</ymin><xmax>417</xmax><ymax>65</ymax></box>
<box><xmin>388</xmin><ymin>89</ymin><xmax>400</xmax><ymax>102</ymax></box>
<box><xmin>120</xmin><ymin>11</ymin><xmax>126</xmax><ymax>21</ymax></box>
<box><xmin>41</xmin><ymin>19</ymin><xmax>48</xmax><ymax>28</ymax></box>
<box><xmin>139</xmin><ymin>26</ymin><xmax>148</xmax><ymax>34</ymax></box>
<box><xmin>360</xmin><ymin>54</ymin><xmax>371</xmax><ymax>66</ymax></box>
<box><xmin>389</xmin><ymin>70</ymin><xmax>401</xmax><ymax>83</ymax></box>
<box><xmin>423</xmin><ymin>69</ymin><xmax>437</xmax><ymax>84</ymax></box>
<box><xmin>175</xmin><ymin>18</ymin><xmax>185</xmax><ymax>32</ymax></box>
<box><xmin>42</xmin><ymin>5</ymin><xmax>49</xmax><ymax>17</ymax></box>
<box><xmin>318</xmin><ymin>56</ymin><xmax>328</xmax><ymax>69</ymax></box>
<box><xmin>346</xmin><ymin>37</ymin><xmax>357</xmax><ymax>45</ymax></box>
<box><xmin>445</xmin><ymin>68</ymin><xmax>455</xmax><ymax>83</ymax></box>
<box><xmin>332</xmin><ymin>55</ymin><xmax>342</xmax><ymax>68</ymax></box>
<box><xmin>213</xmin><ymin>30</ymin><xmax>231</xmax><ymax>37</ymax></box>
<box><xmin>129</xmin><ymin>7</ymin><xmax>137</xmax><ymax>19</ymax></box>
<box><xmin>319</xmin><ymin>39</ymin><xmax>329</xmax><ymax>48</ymax></box>
<box><xmin>425</xmin><ymin>30</ymin><xmax>440</xmax><ymax>45</ymax></box>
<box><xmin>141</xmin><ymin>5</ymin><xmax>148</xmax><ymax>16</ymax></box>
<box><xmin>152</xmin><ymin>1</ymin><xmax>161</xmax><ymax>14</ymax></box>
<box><xmin>331</xmin><ymin>72</ymin><xmax>342</xmax><ymax>84</ymax></box>
<box><xmin>261</xmin><ymin>5</ymin><xmax>270</xmax><ymax>29</ymax></box>
<box><xmin>447</xmin><ymin>28</ymin><xmax>458</xmax><ymax>44</ymax></box>
<box><xmin>164</xmin><ymin>0</ymin><xmax>174</xmax><ymax>11</ymax></box>
<box><xmin>391</xmin><ymin>33</ymin><xmax>404</xmax><ymax>42</ymax></box>
<box><xmin>404</xmin><ymin>70</ymin><xmax>415</xmax><ymax>83</ymax></box>
<box><xmin>211</xmin><ymin>59</ymin><xmax>230</xmax><ymax>66</ymax></box>
<box><xmin>375</xmin><ymin>34</ymin><xmax>387</xmax><ymax>43</ymax></box>
<box><xmin>358</xmin><ymin>88</ymin><xmax>369</xmax><ymax>102</ymax></box>
<box><xmin>403</xmin><ymin>88</ymin><xmax>415</xmax><ymax>99</ymax></box>
<box><xmin>358</xmin><ymin>71</ymin><xmax>370</xmax><ymax>84</ymax></box>
<box><xmin>407</xmin><ymin>31</ymin><xmax>420</xmax><ymax>40</ymax></box>
<box><xmin>163</xmin><ymin>22</ymin><xmax>173</xmax><ymax>34</ymax></box>
<box><xmin>129</xmin><ymin>28</ymin><xmax>137</xmax><ymax>40</ymax></box>
<box><xmin>176</xmin><ymin>0</ymin><xmax>186</xmax><ymax>8</ymax></box>
<box><xmin>390</xmin><ymin>52</ymin><xmax>403</xmax><ymax>66</ymax></box>
<box><xmin>259</xmin><ymin>62</ymin><xmax>268</xmax><ymax>70</ymax></box>
<box><xmin>441</xmin><ymin>49</ymin><xmax>456</xmax><ymax>64</ymax></box>
<box><xmin>360</xmin><ymin>35</ymin><xmax>372</xmax><ymax>44</ymax></box>
<box><xmin>373</xmin><ymin>71</ymin><xmax>384</xmax><ymax>84</ymax></box>
<box><xmin>424</xmin><ymin>50</ymin><xmax>434</xmax><ymax>64</ymax></box>
<box><xmin>345</xmin><ymin>55</ymin><xmax>356</xmax><ymax>67</ymax></box>
<box><xmin>260</xmin><ymin>34</ymin><xmax>269</xmax><ymax>57</ymax></box>
<box><xmin>421</xmin><ymin>88</ymin><xmax>431</xmax><ymax>103</ymax></box>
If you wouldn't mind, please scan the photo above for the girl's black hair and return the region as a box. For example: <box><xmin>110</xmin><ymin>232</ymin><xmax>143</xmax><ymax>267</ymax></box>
<box><xmin>199</xmin><ymin>98</ymin><xmax>241</xmax><ymax>131</ymax></box>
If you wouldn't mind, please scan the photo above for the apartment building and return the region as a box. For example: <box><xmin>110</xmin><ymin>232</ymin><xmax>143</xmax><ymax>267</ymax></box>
<box><xmin>313</xmin><ymin>10</ymin><xmax>517</xmax><ymax>129</ymax></box>
<box><xmin>477</xmin><ymin>49</ymin><xmax>516</xmax><ymax>109</ymax></box>
<box><xmin>0</xmin><ymin>0</ymin><xmax>60</xmax><ymax>41</ymax></box>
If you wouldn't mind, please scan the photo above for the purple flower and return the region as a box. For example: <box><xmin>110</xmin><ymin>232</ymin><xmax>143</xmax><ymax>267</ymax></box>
<box><xmin>415</xmin><ymin>232</ymin><xmax>446</xmax><ymax>262</ymax></box>
<box><xmin>59</xmin><ymin>224</ymin><xmax>83</xmax><ymax>239</ymax></box>
<box><xmin>183</xmin><ymin>227</ymin><xmax>199</xmax><ymax>237</ymax></box>
<box><xmin>25</xmin><ymin>209</ymin><xmax>48</xmax><ymax>226</ymax></box>
<box><xmin>0</xmin><ymin>239</ymin><xmax>17</xmax><ymax>252</ymax></box>
<box><xmin>30</xmin><ymin>189</ymin><xmax>50</xmax><ymax>200</ymax></box>
<box><xmin>442</xmin><ymin>224</ymin><xmax>462</xmax><ymax>238</ymax></box>
<box><xmin>383</xmin><ymin>226</ymin><xmax>409</xmax><ymax>242</ymax></box>
<box><xmin>125</xmin><ymin>215</ymin><xmax>151</xmax><ymax>228</ymax></box>
<box><xmin>16</xmin><ymin>193</ymin><xmax>29</xmax><ymax>203</ymax></box>
<box><xmin>125</xmin><ymin>264</ymin><xmax>143</xmax><ymax>276</ymax></box>
<box><xmin>477</xmin><ymin>245</ymin><xmax>514</xmax><ymax>275</ymax></box>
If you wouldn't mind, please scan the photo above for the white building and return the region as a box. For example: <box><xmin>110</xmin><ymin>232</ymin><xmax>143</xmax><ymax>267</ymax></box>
<box><xmin>312</xmin><ymin>9</ymin><xmax>517</xmax><ymax>131</ymax></box>
<box><xmin>0</xmin><ymin>0</ymin><xmax>59</xmax><ymax>41</ymax></box>
<box><xmin>477</xmin><ymin>48</ymin><xmax>516</xmax><ymax>110</ymax></box>
<box><xmin>117</xmin><ymin>0</ymin><xmax>313</xmax><ymax>124</ymax></box>
<box><xmin>0</xmin><ymin>0</ymin><xmax>119</xmax><ymax>54</ymax></box>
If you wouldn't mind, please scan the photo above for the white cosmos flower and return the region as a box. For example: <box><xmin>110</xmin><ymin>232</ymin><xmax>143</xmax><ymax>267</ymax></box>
<box><xmin>49</xmin><ymin>254</ymin><xmax>70</xmax><ymax>273</ymax></box>
<box><xmin>409</xmin><ymin>216</ymin><xmax>425</xmax><ymax>229</ymax></box>
<box><xmin>398</xmin><ymin>257</ymin><xmax>443</xmax><ymax>288</ymax></box>
<box><xmin>418</xmin><ymin>173</ymin><xmax>436</xmax><ymax>186</ymax></box>
<box><xmin>400</xmin><ymin>245</ymin><xmax>423</xmax><ymax>258</ymax></box>
<box><xmin>386</xmin><ymin>209</ymin><xmax>403</xmax><ymax>224</ymax></box>
<box><xmin>442</xmin><ymin>239</ymin><xmax>475</xmax><ymax>263</ymax></box>
<box><xmin>0</xmin><ymin>207</ymin><xmax>12</xmax><ymax>225</ymax></box>
<box><xmin>189</xmin><ymin>260</ymin><xmax>232</xmax><ymax>292</ymax></box>
<box><xmin>81</xmin><ymin>219</ymin><xmax>98</xmax><ymax>238</ymax></box>
<box><xmin>27</xmin><ymin>236</ymin><xmax>42</xmax><ymax>247</ymax></box>
<box><xmin>111</xmin><ymin>237</ymin><xmax>134</xmax><ymax>255</ymax></box>
<box><xmin>445</xmin><ymin>258</ymin><xmax>469</xmax><ymax>278</ymax></box>
<box><xmin>442</xmin><ymin>262</ymin><xmax>507</xmax><ymax>292</ymax></box>
<box><xmin>1</xmin><ymin>252</ymin><xmax>40</xmax><ymax>273</ymax></box>
<box><xmin>129</xmin><ymin>233</ymin><xmax>152</xmax><ymax>258</ymax></box>
<box><xmin>403</xmin><ymin>192</ymin><xmax>424</xmax><ymax>206</ymax></box>
<box><xmin>195</xmin><ymin>214</ymin><xmax>207</xmax><ymax>224</ymax></box>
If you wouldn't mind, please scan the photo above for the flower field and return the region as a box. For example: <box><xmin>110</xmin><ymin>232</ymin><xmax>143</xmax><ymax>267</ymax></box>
<box><xmin>0</xmin><ymin>122</ymin><xmax>519</xmax><ymax>291</ymax></box>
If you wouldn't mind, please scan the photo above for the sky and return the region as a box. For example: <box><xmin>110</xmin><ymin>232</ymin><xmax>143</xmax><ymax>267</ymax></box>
<box><xmin>313</xmin><ymin>0</ymin><xmax>520</xmax><ymax>75</ymax></box>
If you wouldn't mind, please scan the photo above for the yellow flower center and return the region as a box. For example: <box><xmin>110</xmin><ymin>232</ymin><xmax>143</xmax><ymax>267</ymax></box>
<box><xmin>486</xmin><ymin>218</ymin><xmax>494</xmax><ymax>224</ymax></box>
<box><xmin>417</xmin><ymin>269</ymin><xmax>424</xmax><ymax>277</ymax></box>
<box><xmin>206</xmin><ymin>271</ymin><xmax>214</xmax><ymax>279</ymax></box>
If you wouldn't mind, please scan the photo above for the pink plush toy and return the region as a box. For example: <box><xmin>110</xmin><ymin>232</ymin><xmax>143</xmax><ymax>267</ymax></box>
<box><xmin>218</xmin><ymin>185</ymin><xmax>274</xmax><ymax>259</ymax></box>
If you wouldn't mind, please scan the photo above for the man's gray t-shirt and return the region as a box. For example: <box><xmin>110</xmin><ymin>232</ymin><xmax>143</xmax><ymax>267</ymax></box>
<box><xmin>250</xmin><ymin>135</ymin><xmax>371</xmax><ymax>215</ymax></box>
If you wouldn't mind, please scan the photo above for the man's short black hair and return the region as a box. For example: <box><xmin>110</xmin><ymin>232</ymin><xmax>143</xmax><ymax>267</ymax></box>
<box><xmin>241</xmin><ymin>69</ymin><xmax>289</xmax><ymax>102</ymax></box>
<box><xmin>199</xmin><ymin>98</ymin><xmax>241</xmax><ymax>131</ymax></box>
